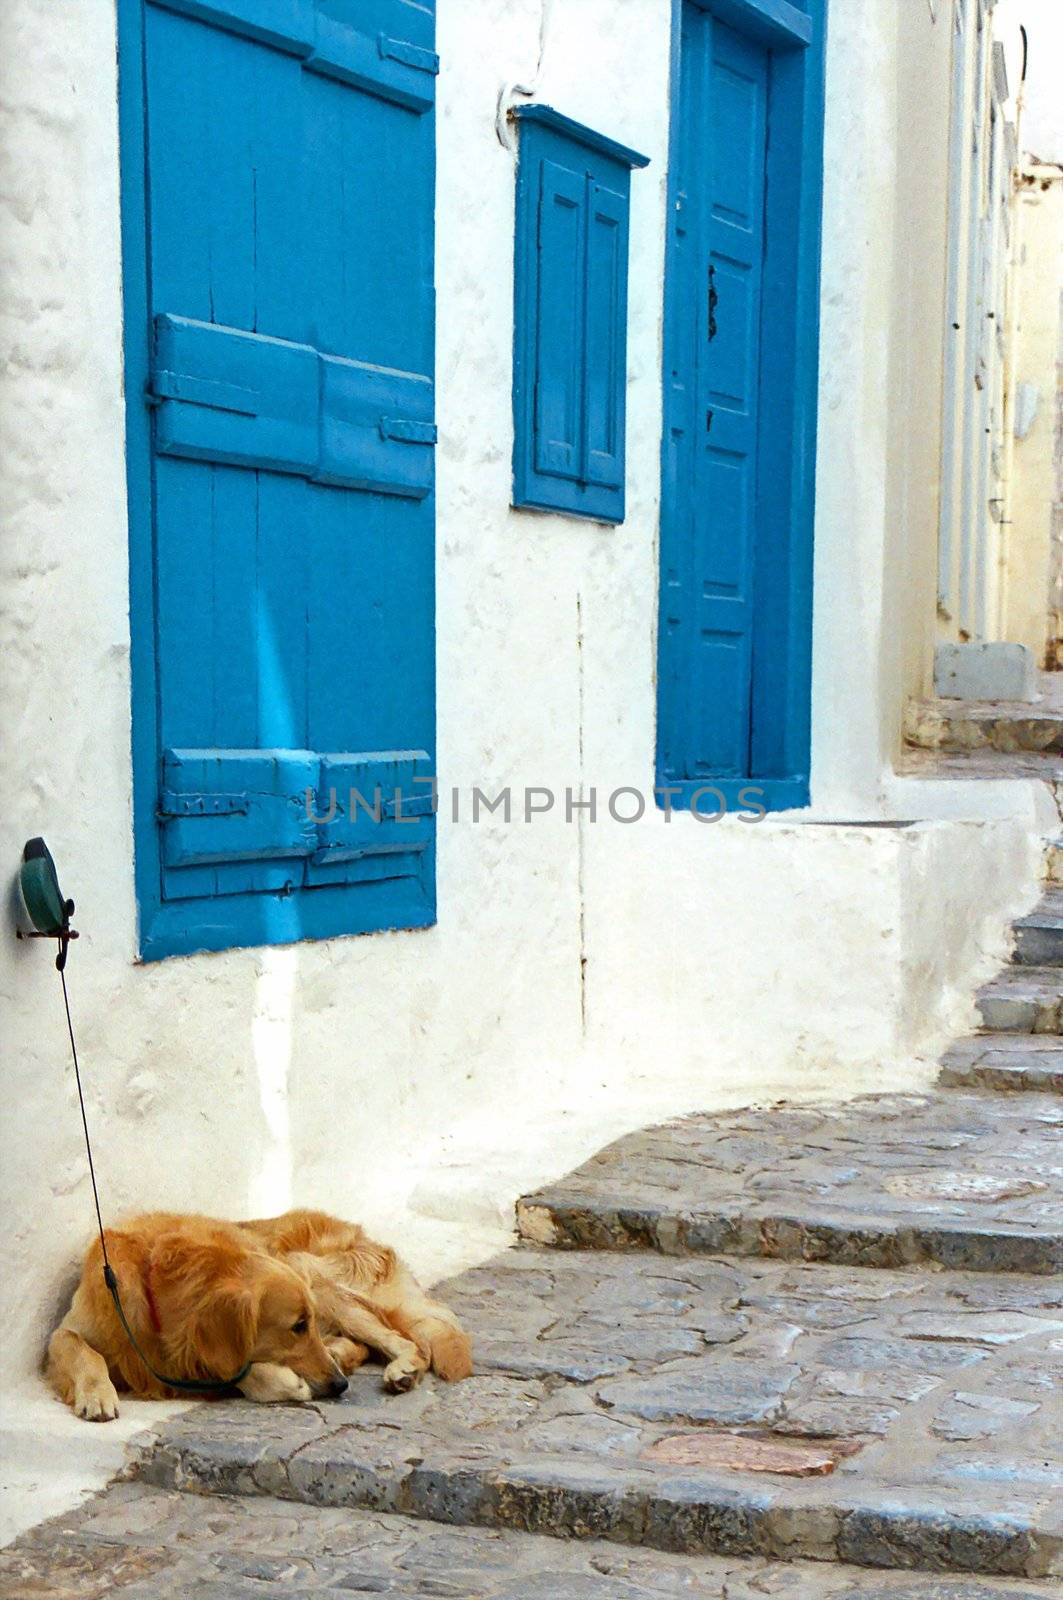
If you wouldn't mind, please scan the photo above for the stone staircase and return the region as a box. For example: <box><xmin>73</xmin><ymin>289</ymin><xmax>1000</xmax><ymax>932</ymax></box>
<box><xmin>937</xmin><ymin>878</ymin><xmax>1062</xmax><ymax>1097</ymax></box>
<box><xmin>3</xmin><ymin>876</ymin><xmax>1062</xmax><ymax>1596</ymax></box>
<box><xmin>903</xmin><ymin>692</ymin><xmax>1063</xmax><ymax>758</ymax></box>
<box><xmin>899</xmin><ymin>674</ymin><xmax>1063</xmax><ymax>786</ymax></box>
<box><xmin>902</xmin><ymin>668</ymin><xmax>1063</xmax><ymax>755</ymax></box>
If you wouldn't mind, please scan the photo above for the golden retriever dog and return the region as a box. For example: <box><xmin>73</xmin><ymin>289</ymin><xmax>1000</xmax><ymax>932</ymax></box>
<box><xmin>47</xmin><ymin>1209</ymin><xmax>471</xmax><ymax>1421</ymax></box>
<box><xmin>239</xmin><ymin>1209</ymin><xmax>473</xmax><ymax>1393</ymax></box>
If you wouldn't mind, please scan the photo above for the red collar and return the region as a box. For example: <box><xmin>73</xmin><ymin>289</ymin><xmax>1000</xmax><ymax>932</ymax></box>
<box><xmin>142</xmin><ymin>1262</ymin><xmax>163</xmax><ymax>1336</ymax></box>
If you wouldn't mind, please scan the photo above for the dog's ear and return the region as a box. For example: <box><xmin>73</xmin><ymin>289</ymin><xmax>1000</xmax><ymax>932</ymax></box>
<box><xmin>149</xmin><ymin>1233</ymin><xmax>260</xmax><ymax>1379</ymax></box>
<box><xmin>190</xmin><ymin>1277</ymin><xmax>259</xmax><ymax>1379</ymax></box>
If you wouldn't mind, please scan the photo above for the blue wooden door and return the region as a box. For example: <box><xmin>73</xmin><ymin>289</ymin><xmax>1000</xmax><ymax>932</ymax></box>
<box><xmin>120</xmin><ymin>0</ymin><xmax>439</xmax><ymax>957</ymax></box>
<box><xmin>657</xmin><ymin>0</ymin><xmax>824</xmax><ymax>815</ymax></box>
<box><xmin>694</xmin><ymin>16</ymin><xmax>767</xmax><ymax>779</ymax></box>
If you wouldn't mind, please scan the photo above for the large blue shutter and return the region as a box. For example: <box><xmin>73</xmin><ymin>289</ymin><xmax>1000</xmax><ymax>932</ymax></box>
<box><xmin>120</xmin><ymin>0</ymin><xmax>438</xmax><ymax>957</ymax></box>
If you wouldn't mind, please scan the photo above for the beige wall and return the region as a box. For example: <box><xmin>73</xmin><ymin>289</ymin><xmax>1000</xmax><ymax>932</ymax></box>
<box><xmin>1005</xmin><ymin>164</ymin><xmax>1063</xmax><ymax>664</ymax></box>
<box><xmin>882</xmin><ymin>0</ymin><xmax>954</xmax><ymax>739</ymax></box>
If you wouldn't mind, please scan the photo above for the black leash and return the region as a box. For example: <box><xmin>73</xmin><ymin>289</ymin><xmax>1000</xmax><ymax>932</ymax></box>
<box><xmin>59</xmin><ymin>964</ymin><xmax>251</xmax><ymax>1394</ymax></box>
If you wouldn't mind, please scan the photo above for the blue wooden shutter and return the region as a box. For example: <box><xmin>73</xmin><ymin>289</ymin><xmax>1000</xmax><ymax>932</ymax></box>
<box><xmin>534</xmin><ymin>161</ymin><xmax>585</xmax><ymax>481</ymax></box>
<box><xmin>120</xmin><ymin>0</ymin><xmax>438</xmax><ymax>957</ymax></box>
<box><xmin>583</xmin><ymin>181</ymin><xmax>629</xmax><ymax>491</ymax></box>
<box><xmin>512</xmin><ymin>106</ymin><xmax>648</xmax><ymax>524</ymax></box>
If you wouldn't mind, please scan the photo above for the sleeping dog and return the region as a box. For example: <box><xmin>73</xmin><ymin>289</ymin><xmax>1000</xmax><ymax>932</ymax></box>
<box><xmin>47</xmin><ymin>1208</ymin><xmax>472</xmax><ymax>1421</ymax></box>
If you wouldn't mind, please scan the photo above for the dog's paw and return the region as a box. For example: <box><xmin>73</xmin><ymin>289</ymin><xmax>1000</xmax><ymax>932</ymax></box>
<box><xmin>240</xmin><ymin>1363</ymin><xmax>312</xmax><ymax>1405</ymax></box>
<box><xmin>74</xmin><ymin>1377</ymin><xmax>120</xmax><ymax>1422</ymax></box>
<box><xmin>383</xmin><ymin>1354</ymin><xmax>425</xmax><ymax>1394</ymax></box>
<box><xmin>327</xmin><ymin>1336</ymin><xmax>370</xmax><ymax>1375</ymax></box>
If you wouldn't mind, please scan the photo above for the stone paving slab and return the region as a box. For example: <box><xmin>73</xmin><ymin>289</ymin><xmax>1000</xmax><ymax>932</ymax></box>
<box><xmin>133</xmin><ymin>1251</ymin><xmax>1063</xmax><ymax>1577</ymax></box>
<box><xmin>976</xmin><ymin>970</ymin><xmax>1063</xmax><ymax>1035</ymax></box>
<box><xmin>517</xmin><ymin>1094</ymin><xmax>1063</xmax><ymax>1274</ymax></box>
<box><xmin>940</xmin><ymin>1038</ymin><xmax>1063</xmax><ymax>1096</ymax></box>
<box><xmin>4</xmin><ymin>1484</ymin><xmax>1061</xmax><ymax>1600</ymax></box>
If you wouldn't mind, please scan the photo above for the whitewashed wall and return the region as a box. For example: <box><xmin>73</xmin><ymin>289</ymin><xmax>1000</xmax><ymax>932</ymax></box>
<box><xmin>0</xmin><ymin>0</ymin><xmax>1047</xmax><ymax>1425</ymax></box>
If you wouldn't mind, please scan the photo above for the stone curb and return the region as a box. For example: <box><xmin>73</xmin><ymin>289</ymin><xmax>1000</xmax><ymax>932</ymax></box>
<box><xmin>136</xmin><ymin>1431</ymin><xmax>1063</xmax><ymax>1580</ymax></box>
<box><xmin>515</xmin><ymin>1196</ymin><xmax>1063</xmax><ymax>1276</ymax></box>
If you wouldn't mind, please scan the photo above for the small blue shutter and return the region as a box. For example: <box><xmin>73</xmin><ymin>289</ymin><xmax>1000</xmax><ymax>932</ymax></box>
<box><xmin>512</xmin><ymin>106</ymin><xmax>648</xmax><ymax>524</ymax></box>
<box><xmin>120</xmin><ymin>0</ymin><xmax>439</xmax><ymax>957</ymax></box>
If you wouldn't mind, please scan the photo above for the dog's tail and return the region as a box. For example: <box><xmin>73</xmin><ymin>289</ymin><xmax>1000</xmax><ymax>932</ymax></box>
<box><xmin>417</xmin><ymin>1314</ymin><xmax>473</xmax><ymax>1381</ymax></box>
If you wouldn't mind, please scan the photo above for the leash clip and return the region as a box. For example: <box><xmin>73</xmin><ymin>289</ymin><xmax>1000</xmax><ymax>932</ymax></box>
<box><xmin>17</xmin><ymin>906</ymin><xmax>78</xmax><ymax>969</ymax></box>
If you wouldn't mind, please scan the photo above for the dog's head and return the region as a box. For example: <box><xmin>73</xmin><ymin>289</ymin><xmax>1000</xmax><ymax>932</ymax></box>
<box><xmin>242</xmin><ymin>1254</ymin><xmax>348</xmax><ymax>1396</ymax></box>
<box><xmin>151</xmin><ymin>1233</ymin><xmax>348</xmax><ymax>1399</ymax></box>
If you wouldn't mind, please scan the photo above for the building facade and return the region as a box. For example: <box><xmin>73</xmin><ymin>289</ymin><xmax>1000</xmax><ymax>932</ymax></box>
<box><xmin>0</xmin><ymin>0</ymin><xmax>1054</xmax><ymax>1415</ymax></box>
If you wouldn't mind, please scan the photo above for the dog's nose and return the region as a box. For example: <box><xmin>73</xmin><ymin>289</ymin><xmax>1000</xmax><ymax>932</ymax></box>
<box><xmin>329</xmin><ymin>1374</ymin><xmax>349</xmax><ymax>1397</ymax></box>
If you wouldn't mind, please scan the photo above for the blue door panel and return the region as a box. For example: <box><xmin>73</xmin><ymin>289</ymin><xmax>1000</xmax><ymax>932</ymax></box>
<box><xmin>657</xmin><ymin>0</ymin><xmax>824</xmax><ymax>813</ymax></box>
<box><xmin>695</xmin><ymin>17</ymin><xmax>767</xmax><ymax>781</ymax></box>
<box><xmin>122</xmin><ymin>0</ymin><xmax>437</xmax><ymax>956</ymax></box>
<box><xmin>699</xmin><ymin>452</ymin><xmax>748</xmax><ymax>597</ymax></box>
<box><xmin>694</xmin><ymin>630</ymin><xmax>747</xmax><ymax>777</ymax></box>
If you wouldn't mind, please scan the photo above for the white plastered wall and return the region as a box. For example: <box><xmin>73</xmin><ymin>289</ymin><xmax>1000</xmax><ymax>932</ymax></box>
<box><xmin>0</xmin><ymin>0</ymin><xmax>1048</xmax><ymax>1538</ymax></box>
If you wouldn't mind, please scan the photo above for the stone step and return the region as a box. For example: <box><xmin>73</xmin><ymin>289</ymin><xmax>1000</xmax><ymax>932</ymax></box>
<box><xmin>976</xmin><ymin>968</ymin><xmax>1063</xmax><ymax>1034</ymax></box>
<box><xmin>6</xmin><ymin>1482</ymin><xmax>1062</xmax><ymax>1599</ymax></box>
<box><xmin>1012</xmin><ymin>893</ymin><xmax>1063</xmax><ymax>967</ymax></box>
<box><xmin>136</xmin><ymin>1250</ymin><xmax>1063</xmax><ymax>1578</ymax></box>
<box><xmin>516</xmin><ymin>1093</ymin><xmax>1063</xmax><ymax>1275</ymax></box>
<box><xmin>896</xmin><ymin>745</ymin><xmax>1063</xmax><ymax>783</ymax></box>
<box><xmin>903</xmin><ymin>697</ymin><xmax>1063</xmax><ymax>755</ymax></box>
<box><xmin>940</xmin><ymin>1035</ymin><xmax>1063</xmax><ymax>1095</ymax></box>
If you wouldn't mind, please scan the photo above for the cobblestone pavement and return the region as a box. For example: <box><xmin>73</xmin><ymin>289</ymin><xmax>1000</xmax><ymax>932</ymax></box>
<box><xmin>114</xmin><ymin>1249</ymin><xmax>1063</xmax><ymax>1577</ymax></box>
<box><xmin>516</xmin><ymin>1093</ymin><xmax>1063</xmax><ymax>1274</ymax></box>
<box><xmin>2</xmin><ymin>1483</ymin><xmax>1061</xmax><ymax>1599</ymax></box>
